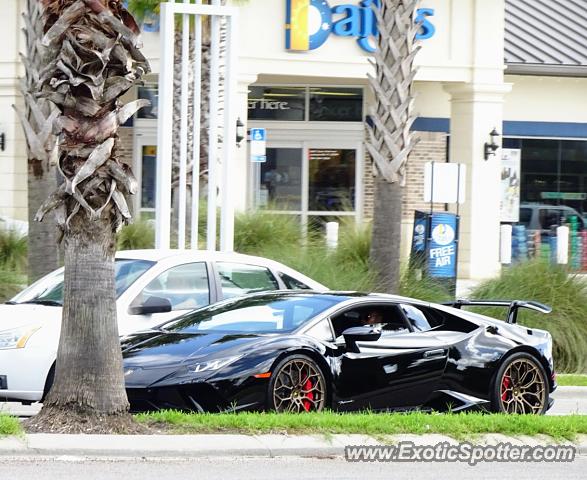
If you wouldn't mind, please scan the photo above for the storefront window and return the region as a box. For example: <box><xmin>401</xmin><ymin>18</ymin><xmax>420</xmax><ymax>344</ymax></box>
<box><xmin>137</xmin><ymin>85</ymin><xmax>158</xmax><ymax>119</ymax></box>
<box><xmin>504</xmin><ymin>138</ymin><xmax>587</xmax><ymax>215</ymax></box>
<box><xmin>141</xmin><ymin>146</ymin><xmax>157</xmax><ymax>209</ymax></box>
<box><xmin>258</xmin><ymin>148</ymin><xmax>303</xmax><ymax>210</ymax></box>
<box><xmin>248</xmin><ymin>86</ymin><xmax>306</xmax><ymax>121</ymax></box>
<box><xmin>308</xmin><ymin>149</ymin><xmax>356</xmax><ymax>211</ymax></box>
<box><xmin>248</xmin><ymin>85</ymin><xmax>363</xmax><ymax>122</ymax></box>
<box><xmin>309</xmin><ymin>87</ymin><xmax>363</xmax><ymax>122</ymax></box>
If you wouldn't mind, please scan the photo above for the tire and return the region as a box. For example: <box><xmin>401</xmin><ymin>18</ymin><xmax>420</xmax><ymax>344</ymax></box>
<box><xmin>267</xmin><ymin>354</ymin><xmax>328</xmax><ymax>413</ymax></box>
<box><xmin>41</xmin><ymin>363</ymin><xmax>55</xmax><ymax>402</ymax></box>
<box><xmin>490</xmin><ymin>352</ymin><xmax>549</xmax><ymax>414</ymax></box>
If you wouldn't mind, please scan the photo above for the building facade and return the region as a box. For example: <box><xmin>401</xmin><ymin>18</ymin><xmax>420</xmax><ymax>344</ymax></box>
<box><xmin>1</xmin><ymin>0</ymin><xmax>587</xmax><ymax>280</ymax></box>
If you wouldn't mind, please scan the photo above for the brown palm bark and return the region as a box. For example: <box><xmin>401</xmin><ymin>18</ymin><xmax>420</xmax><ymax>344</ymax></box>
<box><xmin>15</xmin><ymin>0</ymin><xmax>60</xmax><ymax>282</ymax></box>
<box><xmin>366</xmin><ymin>0</ymin><xmax>420</xmax><ymax>293</ymax></box>
<box><xmin>25</xmin><ymin>0</ymin><xmax>150</xmax><ymax>432</ymax></box>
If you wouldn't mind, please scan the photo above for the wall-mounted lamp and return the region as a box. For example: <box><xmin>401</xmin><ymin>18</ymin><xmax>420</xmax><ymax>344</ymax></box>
<box><xmin>484</xmin><ymin>128</ymin><xmax>500</xmax><ymax>160</ymax></box>
<box><xmin>236</xmin><ymin>117</ymin><xmax>245</xmax><ymax>147</ymax></box>
<box><xmin>0</xmin><ymin>133</ymin><xmax>5</xmax><ymax>152</ymax></box>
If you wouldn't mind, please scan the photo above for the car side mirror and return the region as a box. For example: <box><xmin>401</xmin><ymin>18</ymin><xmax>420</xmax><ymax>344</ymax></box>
<box><xmin>129</xmin><ymin>296</ymin><xmax>172</xmax><ymax>315</ymax></box>
<box><xmin>342</xmin><ymin>326</ymin><xmax>381</xmax><ymax>353</ymax></box>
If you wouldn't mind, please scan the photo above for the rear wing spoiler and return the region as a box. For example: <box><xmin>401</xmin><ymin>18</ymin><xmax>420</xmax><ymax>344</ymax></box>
<box><xmin>442</xmin><ymin>299</ymin><xmax>552</xmax><ymax>324</ymax></box>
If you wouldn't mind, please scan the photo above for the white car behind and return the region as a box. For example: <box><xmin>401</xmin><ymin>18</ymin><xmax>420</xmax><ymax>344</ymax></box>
<box><xmin>0</xmin><ymin>250</ymin><xmax>325</xmax><ymax>404</ymax></box>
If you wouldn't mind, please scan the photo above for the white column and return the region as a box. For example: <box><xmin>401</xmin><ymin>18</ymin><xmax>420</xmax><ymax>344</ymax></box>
<box><xmin>0</xmin><ymin>0</ymin><xmax>26</xmax><ymax>222</ymax></box>
<box><xmin>233</xmin><ymin>74</ymin><xmax>258</xmax><ymax>212</ymax></box>
<box><xmin>440</xmin><ymin>0</ymin><xmax>509</xmax><ymax>281</ymax></box>
<box><xmin>155</xmin><ymin>2</ymin><xmax>175</xmax><ymax>249</ymax></box>
<box><xmin>444</xmin><ymin>82</ymin><xmax>512</xmax><ymax>280</ymax></box>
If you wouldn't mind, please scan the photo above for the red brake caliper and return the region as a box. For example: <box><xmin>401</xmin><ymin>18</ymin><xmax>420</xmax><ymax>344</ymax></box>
<box><xmin>302</xmin><ymin>378</ymin><xmax>314</xmax><ymax>411</ymax></box>
<box><xmin>501</xmin><ymin>375</ymin><xmax>511</xmax><ymax>401</ymax></box>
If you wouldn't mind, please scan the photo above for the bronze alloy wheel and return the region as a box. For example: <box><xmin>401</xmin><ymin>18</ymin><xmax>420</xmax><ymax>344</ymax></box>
<box><xmin>271</xmin><ymin>357</ymin><xmax>326</xmax><ymax>412</ymax></box>
<box><xmin>498</xmin><ymin>357</ymin><xmax>547</xmax><ymax>414</ymax></box>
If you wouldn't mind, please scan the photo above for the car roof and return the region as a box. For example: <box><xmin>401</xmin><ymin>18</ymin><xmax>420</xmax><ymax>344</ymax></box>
<box><xmin>521</xmin><ymin>203</ymin><xmax>579</xmax><ymax>212</ymax></box>
<box><xmin>115</xmin><ymin>249</ymin><xmax>326</xmax><ymax>289</ymax></box>
<box><xmin>224</xmin><ymin>289</ymin><xmax>431</xmax><ymax>306</ymax></box>
<box><xmin>115</xmin><ymin>249</ymin><xmax>274</xmax><ymax>262</ymax></box>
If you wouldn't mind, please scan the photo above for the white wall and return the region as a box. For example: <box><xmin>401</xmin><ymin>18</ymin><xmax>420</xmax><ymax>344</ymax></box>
<box><xmin>233</xmin><ymin>0</ymin><xmax>504</xmax><ymax>84</ymax></box>
<box><xmin>505</xmin><ymin>75</ymin><xmax>587</xmax><ymax>124</ymax></box>
<box><xmin>0</xmin><ymin>0</ymin><xmax>27</xmax><ymax>221</ymax></box>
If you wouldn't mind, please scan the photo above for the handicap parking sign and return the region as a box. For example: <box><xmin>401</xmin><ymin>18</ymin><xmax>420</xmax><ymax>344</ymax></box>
<box><xmin>250</xmin><ymin>128</ymin><xmax>267</xmax><ymax>163</ymax></box>
<box><xmin>251</xmin><ymin>128</ymin><xmax>266</xmax><ymax>142</ymax></box>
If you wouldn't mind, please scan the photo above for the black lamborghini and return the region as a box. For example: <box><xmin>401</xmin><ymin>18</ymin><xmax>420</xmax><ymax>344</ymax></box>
<box><xmin>121</xmin><ymin>291</ymin><xmax>556</xmax><ymax>414</ymax></box>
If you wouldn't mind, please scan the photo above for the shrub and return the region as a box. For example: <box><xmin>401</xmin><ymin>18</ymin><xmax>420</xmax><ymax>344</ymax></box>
<box><xmin>236</xmin><ymin>213</ymin><xmax>450</xmax><ymax>296</ymax></box>
<box><xmin>332</xmin><ymin>217</ymin><xmax>371</xmax><ymax>270</ymax></box>
<box><xmin>399</xmin><ymin>268</ymin><xmax>453</xmax><ymax>304</ymax></box>
<box><xmin>469</xmin><ymin>260</ymin><xmax>587</xmax><ymax>373</ymax></box>
<box><xmin>0</xmin><ymin>270</ymin><xmax>26</xmax><ymax>302</ymax></box>
<box><xmin>117</xmin><ymin>220</ymin><xmax>155</xmax><ymax>250</ymax></box>
<box><xmin>0</xmin><ymin>230</ymin><xmax>27</xmax><ymax>271</ymax></box>
<box><xmin>234</xmin><ymin>210</ymin><xmax>301</xmax><ymax>254</ymax></box>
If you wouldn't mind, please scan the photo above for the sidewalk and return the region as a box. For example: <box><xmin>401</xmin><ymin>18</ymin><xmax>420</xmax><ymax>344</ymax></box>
<box><xmin>0</xmin><ymin>433</ymin><xmax>586</xmax><ymax>458</ymax></box>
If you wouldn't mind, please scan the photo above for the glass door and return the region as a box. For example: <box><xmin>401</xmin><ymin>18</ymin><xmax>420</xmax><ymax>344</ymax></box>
<box><xmin>133</xmin><ymin>135</ymin><xmax>158</xmax><ymax>219</ymax></box>
<box><xmin>307</xmin><ymin>147</ymin><xmax>358</xmax><ymax>231</ymax></box>
<box><xmin>253</xmin><ymin>146</ymin><xmax>304</xmax><ymax>212</ymax></box>
<box><xmin>250</xmin><ymin>141</ymin><xmax>363</xmax><ymax>232</ymax></box>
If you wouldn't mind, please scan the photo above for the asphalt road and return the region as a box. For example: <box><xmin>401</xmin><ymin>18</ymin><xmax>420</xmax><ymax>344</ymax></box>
<box><xmin>1</xmin><ymin>454</ymin><xmax>586</xmax><ymax>480</ymax></box>
<box><xmin>2</xmin><ymin>386</ymin><xmax>586</xmax><ymax>417</ymax></box>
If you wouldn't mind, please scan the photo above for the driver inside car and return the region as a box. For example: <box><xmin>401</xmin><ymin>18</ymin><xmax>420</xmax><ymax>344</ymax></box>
<box><xmin>362</xmin><ymin>309</ymin><xmax>384</xmax><ymax>328</ymax></box>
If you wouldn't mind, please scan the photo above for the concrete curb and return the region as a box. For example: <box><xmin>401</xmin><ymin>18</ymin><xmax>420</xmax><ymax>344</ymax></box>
<box><xmin>553</xmin><ymin>386</ymin><xmax>587</xmax><ymax>398</ymax></box>
<box><xmin>0</xmin><ymin>434</ymin><xmax>585</xmax><ymax>458</ymax></box>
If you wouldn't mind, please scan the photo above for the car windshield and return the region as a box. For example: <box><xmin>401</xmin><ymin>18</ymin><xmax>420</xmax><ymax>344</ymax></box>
<box><xmin>9</xmin><ymin>259</ymin><xmax>155</xmax><ymax>306</ymax></box>
<box><xmin>164</xmin><ymin>293</ymin><xmax>345</xmax><ymax>334</ymax></box>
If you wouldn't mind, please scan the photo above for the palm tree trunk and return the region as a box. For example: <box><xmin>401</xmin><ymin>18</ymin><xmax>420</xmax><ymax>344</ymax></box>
<box><xmin>17</xmin><ymin>0</ymin><xmax>60</xmax><ymax>282</ymax></box>
<box><xmin>370</xmin><ymin>177</ymin><xmax>403</xmax><ymax>292</ymax></box>
<box><xmin>44</xmin><ymin>214</ymin><xmax>127</xmax><ymax>413</ymax></box>
<box><xmin>366</xmin><ymin>0</ymin><xmax>420</xmax><ymax>293</ymax></box>
<box><xmin>26</xmin><ymin>0</ymin><xmax>150</xmax><ymax>432</ymax></box>
<box><xmin>27</xmin><ymin>168</ymin><xmax>60</xmax><ymax>282</ymax></box>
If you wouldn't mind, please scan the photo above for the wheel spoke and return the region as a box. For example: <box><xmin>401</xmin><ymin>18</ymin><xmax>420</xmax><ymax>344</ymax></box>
<box><xmin>499</xmin><ymin>358</ymin><xmax>546</xmax><ymax>414</ymax></box>
<box><xmin>272</xmin><ymin>358</ymin><xmax>326</xmax><ymax>413</ymax></box>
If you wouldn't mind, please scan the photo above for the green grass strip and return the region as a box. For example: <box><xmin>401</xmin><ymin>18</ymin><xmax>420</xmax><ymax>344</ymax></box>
<box><xmin>0</xmin><ymin>413</ymin><xmax>22</xmax><ymax>436</ymax></box>
<box><xmin>557</xmin><ymin>374</ymin><xmax>587</xmax><ymax>386</ymax></box>
<box><xmin>136</xmin><ymin>411</ymin><xmax>587</xmax><ymax>441</ymax></box>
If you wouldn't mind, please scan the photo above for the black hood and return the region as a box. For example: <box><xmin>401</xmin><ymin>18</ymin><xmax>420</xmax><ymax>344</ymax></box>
<box><xmin>122</xmin><ymin>330</ymin><xmax>269</xmax><ymax>368</ymax></box>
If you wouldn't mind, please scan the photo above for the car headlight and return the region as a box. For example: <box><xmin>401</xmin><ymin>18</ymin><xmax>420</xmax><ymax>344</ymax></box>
<box><xmin>186</xmin><ymin>355</ymin><xmax>242</xmax><ymax>374</ymax></box>
<box><xmin>0</xmin><ymin>325</ymin><xmax>41</xmax><ymax>350</ymax></box>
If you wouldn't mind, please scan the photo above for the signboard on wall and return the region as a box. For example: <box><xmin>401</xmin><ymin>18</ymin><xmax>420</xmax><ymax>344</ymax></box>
<box><xmin>285</xmin><ymin>0</ymin><xmax>436</xmax><ymax>53</ymax></box>
<box><xmin>423</xmin><ymin>162</ymin><xmax>466</xmax><ymax>204</ymax></box>
<box><xmin>500</xmin><ymin>148</ymin><xmax>521</xmax><ymax>223</ymax></box>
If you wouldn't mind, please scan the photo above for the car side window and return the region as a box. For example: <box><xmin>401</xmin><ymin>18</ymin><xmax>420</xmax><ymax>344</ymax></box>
<box><xmin>305</xmin><ymin>318</ymin><xmax>335</xmax><ymax>342</ymax></box>
<box><xmin>400</xmin><ymin>304</ymin><xmax>432</xmax><ymax>332</ymax></box>
<box><xmin>331</xmin><ymin>305</ymin><xmax>409</xmax><ymax>338</ymax></box>
<box><xmin>539</xmin><ymin>209</ymin><xmax>561</xmax><ymax>230</ymax></box>
<box><xmin>216</xmin><ymin>262</ymin><xmax>280</xmax><ymax>299</ymax></box>
<box><xmin>131</xmin><ymin>262</ymin><xmax>210</xmax><ymax>312</ymax></box>
<box><xmin>278</xmin><ymin>271</ymin><xmax>312</xmax><ymax>290</ymax></box>
<box><xmin>519</xmin><ymin>208</ymin><xmax>532</xmax><ymax>227</ymax></box>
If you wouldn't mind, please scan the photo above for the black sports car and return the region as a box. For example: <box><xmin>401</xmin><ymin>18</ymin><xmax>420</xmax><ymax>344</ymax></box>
<box><xmin>121</xmin><ymin>291</ymin><xmax>556</xmax><ymax>414</ymax></box>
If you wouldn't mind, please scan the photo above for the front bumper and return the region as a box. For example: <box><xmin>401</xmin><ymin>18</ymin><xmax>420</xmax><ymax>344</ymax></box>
<box><xmin>127</xmin><ymin>377</ymin><xmax>268</xmax><ymax>413</ymax></box>
<box><xmin>0</xmin><ymin>347</ymin><xmax>53</xmax><ymax>403</ymax></box>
